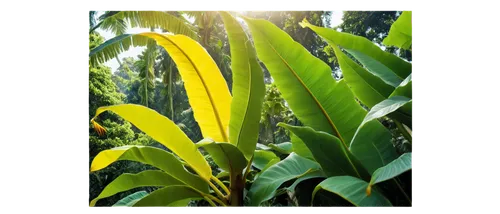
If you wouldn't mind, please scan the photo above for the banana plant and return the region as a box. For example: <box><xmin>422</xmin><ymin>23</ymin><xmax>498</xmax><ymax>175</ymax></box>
<box><xmin>238</xmin><ymin>12</ymin><xmax>412</xmax><ymax>206</ymax></box>
<box><xmin>89</xmin><ymin>12</ymin><xmax>266</xmax><ymax>206</ymax></box>
<box><xmin>89</xmin><ymin>11</ymin><xmax>412</xmax><ymax>207</ymax></box>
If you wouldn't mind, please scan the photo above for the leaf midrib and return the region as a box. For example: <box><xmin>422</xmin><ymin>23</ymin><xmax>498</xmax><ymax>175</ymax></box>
<box><xmin>150</xmin><ymin>33</ymin><xmax>229</xmax><ymax>142</ymax></box>
<box><xmin>260</xmin><ymin>34</ymin><xmax>346</xmax><ymax>147</ymax></box>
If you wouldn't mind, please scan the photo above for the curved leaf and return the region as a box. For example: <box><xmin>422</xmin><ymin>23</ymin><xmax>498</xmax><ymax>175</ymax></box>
<box><xmin>389</xmin><ymin>74</ymin><xmax>412</xmax><ymax>118</ymax></box>
<box><xmin>300</xmin><ymin>19</ymin><xmax>411</xmax><ymax>79</ymax></box>
<box><xmin>196</xmin><ymin>139</ymin><xmax>247</xmax><ymax>174</ymax></box>
<box><xmin>112</xmin><ymin>191</ymin><xmax>148</xmax><ymax>207</ymax></box>
<box><xmin>280</xmin><ymin>124</ymin><xmax>370</xmax><ymax>181</ymax></box>
<box><xmin>92</xmin><ymin>104</ymin><xmax>212</xmax><ymax>180</ymax></box>
<box><xmin>252</xmin><ymin>150</ymin><xmax>278</xmax><ymax>170</ymax></box>
<box><xmin>141</xmin><ymin>32</ymin><xmax>232</xmax><ymax>143</ymax></box>
<box><xmin>345</xmin><ymin>49</ymin><xmax>403</xmax><ymax>87</ymax></box>
<box><xmin>268</xmin><ymin>142</ymin><xmax>292</xmax><ymax>154</ymax></box>
<box><xmin>90</xmin><ymin>32</ymin><xmax>232</xmax><ymax>142</ymax></box>
<box><xmin>332</xmin><ymin>44</ymin><xmax>395</xmax><ymax>108</ymax></box>
<box><xmin>221</xmin><ymin>11</ymin><xmax>265</xmax><ymax>160</ymax></box>
<box><xmin>365</xmin><ymin>96</ymin><xmax>411</xmax><ymax>124</ymax></box>
<box><xmin>247</xmin><ymin>153</ymin><xmax>323</xmax><ymax>206</ymax></box>
<box><xmin>242</xmin><ymin>16</ymin><xmax>367</xmax><ymax>147</ymax></box>
<box><xmin>89</xmin><ymin>34</ymin><xmax>150</xmax><ymax>66</ymax></box>
<box><xmin>349</xmin><ymin>121</ymin><xmax>399</xmax><ymax>174</ymax></box>
<box><xmin>90</xmin><ymin>145</ymin><xmax>209</xmax><ymax>194</ymax></box>
<box><xmin>216</xmin><ymin>171</ymin><xmax>230</xmax><ymax>179</ymax></box>
<box><xmin>90</xmin><ymin>170</ymin><xmax>183</xmax><ymax>206</ymax></box>
<box><xmin>383</xmin><ymin>11</ymin><xmax>412</xmax><ymax>50</ymax></box>
<box><xmin>290</xmin><ymin>133</ymin><xmax>314</xmax><ymax>160</ymax></box>
<box><xmin>133</xmin><ymin>185</ymin><xmax>203</xmax><ymax>207</ymax></box>
<box><xmin>369</xmin><ymin>153</ymin><xmax>411</xmax><ymax>188</ymax></box>
<box><xmin>313</xmin><ymin>176</ymin><xmax>392</xmax><ymax>207</ymax></box>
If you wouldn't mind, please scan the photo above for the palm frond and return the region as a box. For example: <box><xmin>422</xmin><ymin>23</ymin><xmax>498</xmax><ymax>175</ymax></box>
<box><xmin>89</xmin><ymin>34</ymin><xmax>151</xmax><ymax>66</ymax></box>
<box><xmin>115</xmin><ymin>11</ymin><xmax>199</xmax><ymax>40</ymax></box>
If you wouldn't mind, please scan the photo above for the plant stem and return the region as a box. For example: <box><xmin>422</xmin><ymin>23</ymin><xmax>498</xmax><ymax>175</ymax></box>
<box><xmin>204</xmin><ymin>194</ymin><xmax>227</xmax><ymax>207</ymax></box>
<box><xmin>211</xmin><ymin>176</ymin><xmax>231</xmax><ymax>195</ymax></box>
<box><xmin>394</xmin><ymin>179</ymin><xmax>412</xmax><ymax>205</ymax></box>
<box><xmin>243</xmin><ymin>155</ymin><xmax>254</xmax><ymax>181</ymax></box>
<box><xmin>395</xmin><ymin>121</ymin><xmax>412</xmax><ymax>144</ymax></box>
<box><xmin>208</xmin><ymin>180</ymin><xmax>227</xmax><ymax>200</ymax></box>
<box><xmin>204</xmin><ymin>196</ymin><xmax>217</xmax><ymax>207</ymax></box>
<box><xmin>229</xmin><ymin>172</ymin><xmax>244</xmax><ymax>206</ymax></box>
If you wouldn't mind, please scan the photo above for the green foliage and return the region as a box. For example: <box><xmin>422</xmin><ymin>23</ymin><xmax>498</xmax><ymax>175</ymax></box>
<box><xmin>88</xmin><ymin>11</ymin><xmax>412</xmax><ymax>207</ymax></box>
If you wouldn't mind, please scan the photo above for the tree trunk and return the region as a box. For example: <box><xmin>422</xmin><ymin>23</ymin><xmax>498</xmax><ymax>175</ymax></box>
<box><xmin>229</xmin><ymin>173</ymin><xmax>244</xmax><ymax>206</ymax></box>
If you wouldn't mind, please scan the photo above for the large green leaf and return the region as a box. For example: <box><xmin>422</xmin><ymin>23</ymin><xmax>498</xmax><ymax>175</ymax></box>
<box><xmin>196</xmin><ymin>139</ymin><xmax>247</xmax><ymax>175</ymax></box>
<box><xmin>90</xmin><ymin>170</ymin><xmax>184</xmax><ymax>206</ymax></box>
<box><xmin>290</xmin><ymin>133</ymin><xmax>315</xmax><ymax>160</ymax></box>
<box><xmin>349</xmin><ymin>121</ymin><xmax>399</xmax><ymax>174</ymax></box>
<box><xmin>268</xmin><ymin>142</ymin><xmax>293</xmax><ymax>154</ymax></box>
<box><xmin>91</xmin><ymin>104</ymin><xmax>212</xmax><ymax>180</ymax></box>
<box><xmin>344</xmin><ymin>49</ymin><xmax>403</xmax><ymax>87</ymax></box>
<box><xmin>242</xmin><ymin>16</ymin><xmax>367</xmax><ymax>147</ymax></box>
<box><xmin>369</xmin><ymin>153</ymin><xmax>412</xmax><ymax>188</ymax></box>
<box><xmin>221</xmin><ymin>12</ymin><xmax>265</xmax><ymax>160</ymax></box>
<box><xmin>112</xmin><ymin>191</ymin><xmax>148</xmax><ymax>207</ymax></box>
<box><xmin>383</xmin><ymin>11</ymin><xmax>412</xmax><ymax>50</ymax></box>
<box><xmin>133</xmin><ymin>185</ymin><xmax>203</xmax><ymax>206</ymax></box>
<box><xmin>346</xmin><ymin>97</ymin><xmax>409</xmax><ymax>174</ymax></box>
<box><xmin>90</xmin><ymin>146</ymin><xmax>209</xmax><ymax>194</ymax></box>
<box><xmin>313</xmin><ymin>176</ymin><xmax>392</xmax><ymax>207</ymax></box>
<box><xmin>280</xmin><ymin>124</ymin><xmax>370</xmax><ymax>181</ymax></box>
<box><xmin>247</xmin><ymin>153</ymin><xmax>324</xmax><ymax>206</ymax></box>
<box><xmin>331</xmin><ymin>44</ymin><xmax>395</xmax><ymax>108</ymax></box>
<box><xmin>252</xmin><ymin>150</ymin><xmax>279</xmax><ymax>170</ymax></box>
<box><xmin>300</xmin><ymin>19</ymin><xmax>411</xmax><ymax>79</ymax></box>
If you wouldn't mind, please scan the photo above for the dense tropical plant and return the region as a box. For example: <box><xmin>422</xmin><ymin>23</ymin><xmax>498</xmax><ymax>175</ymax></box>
<box><xmin>88</xmin><ymin>11</ymin><xmax>412</xmax><ymax>207</ymax></box>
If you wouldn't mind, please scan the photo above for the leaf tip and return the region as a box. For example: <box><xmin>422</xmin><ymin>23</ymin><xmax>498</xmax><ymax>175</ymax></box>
<box><xmin>91</xmin><ymin>119</ymin><xmax>107</xmax><ymax>136</ymax></box>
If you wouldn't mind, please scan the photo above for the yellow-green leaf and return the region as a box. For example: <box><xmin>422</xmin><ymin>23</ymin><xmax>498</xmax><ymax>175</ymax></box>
<box><xmin>90</xmin><ymin>170</ymin><xmax>183</xmax><ymax>206</ymax></box>
<box><xmin>90</xmin><ymin>145</ymin><xmax>209</xmax><ymax>194</ymax></box>
<box><xmin>221</xmin><ymin>11</ymin><xmax>265</xmax><ymax>160</ymax></box>
<box><xmin>383</xmin><ymin>11</ymin><xmax>412</xmax><ymax>50</ymax></box>
<box><xmin>140</xmin><ymin>33</ymin><xmax>232</xmax><ymax>143</ymax></box>
<box><xmin>92</xmin><ymin>32</ymin><xmax>232</xmax><ymax>141</ymax></box>
<box><xmin>92</xmin><ymin>104</ymin><xmax>211</xmax><ymax>180</ymax></box>
<box><xmin>133</xmin><ymin>185</ymin><xmax>203</xmax><ymax>207</ymax></box>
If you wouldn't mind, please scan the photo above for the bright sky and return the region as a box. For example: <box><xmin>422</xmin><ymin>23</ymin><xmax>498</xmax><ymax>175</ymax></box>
<box><xmin>95</xmin><ymin>11</ymin><xmax>344</xmax><ymax>72</ymax></box>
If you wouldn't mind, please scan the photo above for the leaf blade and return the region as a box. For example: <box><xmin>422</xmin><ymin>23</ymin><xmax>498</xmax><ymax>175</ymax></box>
<box><xmin>221</xmin><ymin>12</ymin><xmax>266</xmax><ymax>159</ymax></box>
<box><xmin>140</xmin><ymin>32</ymin><xmax>232</xmax><ymax>143</ymax></box>
<box><xmin>90</xmin><ymin>170</ymin><xmax>184</xmax><ymax>206</ymax></box>
<box><xmin>133</xmin><ymin>185</ymin><xmax>203</xmax><ymax>207</ymax></box>
<box><xmin>300</xmin><ymin>19</ymin><xmax>411</xmax><ymax>79</ymax></box>
<box><xmin>383</xmin><ymin>11</ymin><xmax>412</xmax><ymax>50</ymax></box>
<box><xmin>247</xmin><ymin>153</ymin><xmax>324</xmax><ymax>206</ymax></box>
<box><xmin>196</xmin><ymin>139</ymin><xmax>247</xmax><ymax>174</ymax></box>
<box><xmin>313</xmin><ymin>176</ymin><xmax>392</xmax><ymax>207</ymax></box>
<box><xmin>92</xmin><ymin>104</ymin><xmax>212</xmax><ymax>181</ymax></box>
<box><xmin>242</xmin><ymin>16</ymin><xmax>367</xmax><ymax>146</ymax></box>
<box><xmin>280</xmin><ymin>124</ymin><xmax>370</xmax><ymax>181</ymax></box>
